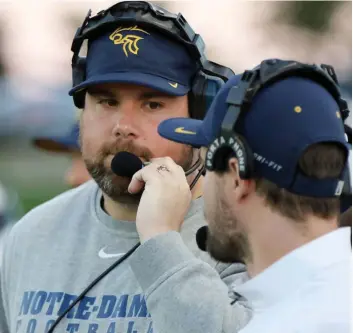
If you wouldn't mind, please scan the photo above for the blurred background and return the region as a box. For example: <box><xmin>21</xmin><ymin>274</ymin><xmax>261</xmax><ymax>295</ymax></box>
<box><xmin>0</xmin><ymin>0</ymin><xmax>351</xmax><ymax>224</ymax></box>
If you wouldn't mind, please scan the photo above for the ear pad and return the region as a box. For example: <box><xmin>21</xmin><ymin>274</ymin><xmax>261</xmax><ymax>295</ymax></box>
<box><xmin>212</xmin><ymin>146</ymin><xmax>236</xmax><ymax>172</ymax></box>
<box><xmin>72</xmin><ymin>57</ymin><xmax>87</xmax><ymax>109</ymax></box>
<box><xmin>73</xmin><ymin>91</ymin><xmax>85</xmax><ymax>109</ymax></box>
<box><xmin>189</xmin><ymin>73</ymin><xmax>208</xmax><ymax>120</ymax></box>
<box><xmin>190</xmin><ymin>72</ymin><xmax>226</xmax><ymax>120</ymax></box>
<box><xmin>72</xmin><ymin>57</ymin><xmax>86</xmax><ymax>88</ymax></box>
<box><xmin>203</xmin><ymin>74</ymin><xmax>226</xmax><ymax>111</ymax></box>
<box><xmin>205</xmin><ymin>134</ymin><xmax>254</xmax><ymax>179</ymax></box>
<box><xmin>234</xmin><ymin>134</ymin><xmax>254</xmax><ymax>179</ymax></box>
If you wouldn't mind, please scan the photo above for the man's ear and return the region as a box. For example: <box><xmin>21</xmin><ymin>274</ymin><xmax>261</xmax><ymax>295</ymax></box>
<box><xmin>228</xmin><ymin>157</ymin><xmax>255</xmax><ymax>203</ymax></box>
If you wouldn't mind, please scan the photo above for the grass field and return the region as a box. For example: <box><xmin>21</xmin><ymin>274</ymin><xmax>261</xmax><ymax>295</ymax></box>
<box><xmin>0</xmin><ymin>137</ymin><xmax>70</xmax><ymax>218</ymax></box>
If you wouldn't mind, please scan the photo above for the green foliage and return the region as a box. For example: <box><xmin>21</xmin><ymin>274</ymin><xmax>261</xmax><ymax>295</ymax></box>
<box><xmin>276</xmin><ymin>1</ymin><xmax>344</xmax><ymax>33</ymax></box>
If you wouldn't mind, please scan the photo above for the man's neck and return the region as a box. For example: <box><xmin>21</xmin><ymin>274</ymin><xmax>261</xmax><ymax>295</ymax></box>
<box><xmin>245</xmin><ymin>208</ymin><xmax>338</xmax><ymax>278</ymax></box>
<box><xmin>103</xmin><ymin>175</ymin><xmax>203</xmax><ymax>222</ymax></box>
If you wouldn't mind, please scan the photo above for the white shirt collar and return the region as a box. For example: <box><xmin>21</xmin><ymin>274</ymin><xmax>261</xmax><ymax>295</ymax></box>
<box><xmin>234</xmin><ymin>227</ymin><xmax>351</xmax><ymax>308</ymax></box>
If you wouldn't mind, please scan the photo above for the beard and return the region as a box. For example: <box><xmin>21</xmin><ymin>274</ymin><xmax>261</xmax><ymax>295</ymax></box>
<box><xmin>207</xmin><ymin>226</ymin><xmax>250</xmax><ymax>264</ymax></box>
<box><xmin>83</xmin><ymin>140</ymin><xmax>194</xmax><ymax>204</ymax></box>
<box><xmin>205</xmin><ymin>179</ymin><xmax>252</xmax><ymax>264</ymax></box>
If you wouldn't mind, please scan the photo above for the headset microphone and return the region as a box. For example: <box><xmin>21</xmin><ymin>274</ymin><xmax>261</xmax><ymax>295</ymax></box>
<box><xmin>111</xmin><ymin>151</ymin><xmax>204</xmax><ymax>190</ymax></box>
<box><xmin>196</xmin><ymin>225</ymin><xmax>208</xmax><ymax>252</ymax></box>
<box><xmin>111</xmin><ymin>152</ymin><xmax>146</xmax><ymax>178</ymax></box>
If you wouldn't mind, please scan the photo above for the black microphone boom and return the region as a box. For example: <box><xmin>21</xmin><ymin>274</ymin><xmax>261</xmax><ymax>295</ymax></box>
<box><xmin>111</xmin><ymin>152</ymin><xmax>144</xmax><ymax>178</ymax></box>
<box><xmin>196</xmin><ymin>226</ymin><xmax>208</xmax><ymax>252</ymax></box>
<box><xmin>111</xmin><ymin>151</ymin><xmax>204</xmax><ymax>191</ymax></box>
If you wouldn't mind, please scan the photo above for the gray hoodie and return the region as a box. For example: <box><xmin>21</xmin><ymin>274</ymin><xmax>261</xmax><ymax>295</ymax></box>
<box><xmin>0</xmin><ymin>180</ymin><xmax>250</xmax><ymax>333</ymax></box>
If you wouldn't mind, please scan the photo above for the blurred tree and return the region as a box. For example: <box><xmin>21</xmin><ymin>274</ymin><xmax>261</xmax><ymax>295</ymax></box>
<box><xmin>275</xmin><ymin>1</ymin><xmax>344</xmax><ymax>33</ymax></box>
<box><xmin>0</xmin><ymin>21</ymin><xmax>6</xmax><ymax>77</ymax></box>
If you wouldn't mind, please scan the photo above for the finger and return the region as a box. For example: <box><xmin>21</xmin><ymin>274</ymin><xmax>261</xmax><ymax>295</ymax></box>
<box><xmin>128</xmin><ymin>164</ymin><xmax>157</xmax><ymax>193</ymax></box>
<box><xmin>149</xmin><ymin>156</ymin><xmax>176</xmax><ymax>168</ymax></box>
<box><xmin>128</xmin><ymin>168</ymin><xmax>146</xmax><ymax>194</ymax></box>
<box><xmin>128</xmin><ymin>177</ymin><xmax>145</xmax><ymax>194</ymax></box>
<box><xmin>149</xmin><ymin>157</ymin><xmax>185</xmax><ymax>176</ymax></box>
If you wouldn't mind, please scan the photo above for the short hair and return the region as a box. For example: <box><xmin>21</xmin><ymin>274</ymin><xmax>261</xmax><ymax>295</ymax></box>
<box><xmin>256</xmin><ymin>142</ymin><xmax>347</xmax><ymax>221</ymax></box>
<box><xmin>340</xmin><ymin>207</ymin><xmax>352</xmax><ymax>227</ymax></box>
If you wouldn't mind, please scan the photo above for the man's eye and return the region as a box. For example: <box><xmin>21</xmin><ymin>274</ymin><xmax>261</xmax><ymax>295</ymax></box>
<box><xmin>98</xmin><ymin>99</ymin><xmax>118</xmax><ymax>107</ymax></box>
<box><xmin>146</xmin><ymin>101</ymin><xmax>163</xmax><ymax>110</ymax></box>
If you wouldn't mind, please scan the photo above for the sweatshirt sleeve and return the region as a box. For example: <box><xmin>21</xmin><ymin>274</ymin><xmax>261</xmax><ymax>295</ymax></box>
<box><xmin>0</xmin><ymin>227</ymin><xmax>13</xmax><ymax>333</ymax></box>
<box><xmin>0</xmin><ymin>272</ymin><xmax>10</xmax><ymax>333</ymax></box>
<box><xmin>129</xmin><ymin>231</ymin><xmax>252</xmax><ymax>333</ymax></box>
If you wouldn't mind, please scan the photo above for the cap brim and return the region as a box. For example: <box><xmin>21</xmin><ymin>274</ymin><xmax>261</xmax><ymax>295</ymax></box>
<box><xmin>33</xmin><ymin>138</ymin><xmax>79</xmax><ymax>153</ymax></box>
<box><xmin>158</xmin><ymin>117</ymin><xmax>211</xmax><ymax>148</ymax></box>
<box><xmin>69</xmin><ymin>72</ymin><xmax>189</xmax><ymax>96</ymax></box>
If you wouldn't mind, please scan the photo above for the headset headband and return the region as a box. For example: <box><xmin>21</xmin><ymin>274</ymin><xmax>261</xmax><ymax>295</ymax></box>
<box><xmin>222</xmin><ymin>59</ymin><xmax>350</xmax><ymax>137</ymax></box>
<box><xmin>71</xmin><ymin>1</ymin><xmax>234</xmax><ymax>82</ymax></box>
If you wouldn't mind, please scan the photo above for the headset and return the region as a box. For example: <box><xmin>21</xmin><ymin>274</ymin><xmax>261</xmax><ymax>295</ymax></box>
<box><xmin>48</xmin><ymin>4</ymin><xmax>233</xmax><ymax>331</ymax></box>
<box><xmin>70</xmin><ymin>0</ymin><xmax>235</xmax><ymax>119</ymax></box>
<box><xmin>205</xmin><ymin>59</ymin><xmax>351</xmax><ymax>183</ymax></box>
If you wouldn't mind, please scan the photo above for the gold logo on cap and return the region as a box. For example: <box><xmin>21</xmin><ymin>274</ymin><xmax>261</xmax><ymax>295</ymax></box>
<box><xmin>175</xmin><ymin>127</ymin><xmax>196</xmax><ymax>135</ymax></box>
<box><xmin>169</xmin><ymin>82</ymin><xmax>178</xmax><ymax>88</ymax></box>
<box><xmin>294</xmin><ymin>106</ymin><xmax>302</xmax><ymax>113</ymax></box>
<box><xmin>109</xmin><ymin>26</ymin><xmax>150</xmax><ymax>57</ymax></box>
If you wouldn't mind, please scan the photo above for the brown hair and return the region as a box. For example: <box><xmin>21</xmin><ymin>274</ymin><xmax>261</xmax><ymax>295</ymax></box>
<box><xmin>255</xmin><ymin>143</ymin><xmax>347</xmax><ymax>221</ymax></box>
<box><xmin>340</xmin><ymin>207</ymin><xmax>352</xmax><ymax>227</ymax></box>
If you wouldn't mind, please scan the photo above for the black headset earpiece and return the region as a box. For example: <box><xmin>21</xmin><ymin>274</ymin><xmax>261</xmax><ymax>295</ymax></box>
<box><xmin>189</xmin><ymin>72</ymin><xmax>208</xmax><ymax>120</ymax></box>
<box><xmin>72</xmin><ymin>57</ymin><xmax>87</xmax><ymax>109</ymax></box>
<box><xmin>72</xmin><ymin>57</ymin><xmax>86</xmax><ymax>87</ymax></box>
<box><xmin>204</xmin><ymin>75</ymin><xmax>257</xmax><ymax>178</ymax></box>
<box><xmin>205</xmin><ymin>132</ymin><xmax>254</xmax><ymax>179</ymax></box>
<box><xmin>189</xmin><ymin>72</ymin><xmax>227</xmax><ymax>120</ymax></box>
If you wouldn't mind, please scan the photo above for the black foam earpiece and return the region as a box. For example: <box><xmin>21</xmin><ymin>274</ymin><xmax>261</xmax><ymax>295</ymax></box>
<box><xmin>205</xmin><ymin>133</ymin><xmax>254</xmax><ymax>179</ymax></box>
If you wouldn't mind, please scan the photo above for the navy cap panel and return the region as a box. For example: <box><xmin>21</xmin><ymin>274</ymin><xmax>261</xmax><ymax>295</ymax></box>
<box><xmin>70</xmin><ymin>25</ymin><xmax>199</xmax><ymax>95</ymax></box>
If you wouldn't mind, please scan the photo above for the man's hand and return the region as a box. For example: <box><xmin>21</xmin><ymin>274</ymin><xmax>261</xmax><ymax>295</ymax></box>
<box><xmin>128</xmin><ymin>157</ymin><xmax>192</xmax><ymax>243</ymax></box>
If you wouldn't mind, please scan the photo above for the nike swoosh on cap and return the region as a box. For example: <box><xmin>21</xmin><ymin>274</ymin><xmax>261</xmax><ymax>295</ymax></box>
<box><xmin>168</xmin><ymin>82</ymin><xmax>178</xmax><ymax>88</ymax></box>
<box><xmin>174</xmin><ymin>127</ymin><xmax>197</xmax><ymax>135</ymax></box>
<box><xmin>98</xmin><ymin>247</ymin><xmax>125</xmax><ymax>259</ymax></box>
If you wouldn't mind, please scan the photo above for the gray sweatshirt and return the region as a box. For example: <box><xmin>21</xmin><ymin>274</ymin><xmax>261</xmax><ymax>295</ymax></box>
<box><xmin>129</xmin><ymin>232</ymin><xmax>251</xmax><ymax>333</ymax></box>
<box><xmin>0</xmin><ymin>180</ymin><xmax>250</xmax><ymax>333</ymax></box>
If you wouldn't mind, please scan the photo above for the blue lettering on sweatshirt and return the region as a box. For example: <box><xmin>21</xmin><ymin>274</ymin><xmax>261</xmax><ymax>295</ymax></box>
<box><xmin>17</xmin><ymin>290</ymin><xmax>154</xmax><ymax>333</ymax></box>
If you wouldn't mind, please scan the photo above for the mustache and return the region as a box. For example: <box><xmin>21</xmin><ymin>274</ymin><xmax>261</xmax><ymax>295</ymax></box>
<box><xmin>99</xmin><ymin>141</ymin><xmax>153</xmax><ymax>162</ymax></box>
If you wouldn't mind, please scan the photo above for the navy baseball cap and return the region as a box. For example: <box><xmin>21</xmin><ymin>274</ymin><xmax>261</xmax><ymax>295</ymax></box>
<box><xmin>69</xmin><ymin>25</ymin><xmax>199</xmax><ymax>96</ymax></box>
<box><xmin>33</xmin><ymin>123</ymin><xmax>80</xmax><ymax>153</ymax></box>
<box><xmin>158</xmin><ymin>73</ymin><xmax>350</xmax><ymax>197</ymax></box>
